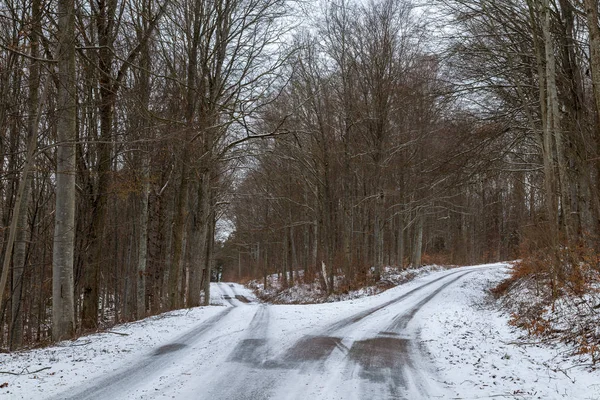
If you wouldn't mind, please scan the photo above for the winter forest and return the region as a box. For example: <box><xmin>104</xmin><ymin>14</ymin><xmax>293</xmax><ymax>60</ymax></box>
<box><xmin>1</xmin><ymin>0</ymin><xmax>600</xmax><ymax>354</ymax></box>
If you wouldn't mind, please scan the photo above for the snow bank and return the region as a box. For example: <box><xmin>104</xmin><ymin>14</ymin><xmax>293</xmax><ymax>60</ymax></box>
<box><xmin>496</xmin><ymin>267</ymin><xmax>600</xmax><ymax>365</ymax></box>
<box><xmin>418</xmin><ymin>264</ymin><xmax>600</xmax><ymax>399</ymax></box>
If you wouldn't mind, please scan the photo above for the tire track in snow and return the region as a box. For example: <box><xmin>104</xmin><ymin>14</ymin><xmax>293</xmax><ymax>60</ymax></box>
<box><xmin>227</xmin><ymin>305</ymin><xmax>271</xmax><ymax>364</ymax></box>
<box><xmin>276</xmin><ymin>269</ymin><xmax>483</xmax><ymax>400</ymax></box>
<box><xmin>135</xmin><ymin>284</ymin><xmax>263</xmax><ymax>400</ymax></box>
<box><xmin>227</xmin><ymin>282</ymin><xmax>255</xmax><ymax>304</ymax></box>
<box><xmin>54</xmin><ymin>306</ymin><xmax>235</xmax><ymax>400</ymax></box>
<box><xmin>276</xmin><ymin>268</ymin><xmax>471</xmax><ymax>369</ymax></box>
<box><xmin>346</xmin><ymin>270</ymin><xmax>478</xmax><ymax>399</ymax></box>
<box><xmin>322</xmin><ymin>268</ymin><xmax>468</xmax><ymax>334</ymax></box>
<box><xmin>53</xmin><ymin>267</ymin><xmax>490</xmax><ymax>400</ymax></box>
<box><xmin>144</xmin><ymin>284</ymin><xmax>272</xmax><ymax>400</ymax></box>
<box><xmin>217</xmin><ymin>282</ymin><xmax>247</xmax><ymax>306</ymax></box>
<box><xmin>56</xmin><ymin>283</ymin><xmax>253</xmax><ymax>400</ymax></box>
<box><xmin>200</xmin><ymin>304</ymin><xmax>288</xmax><ymax>400</ymax></box>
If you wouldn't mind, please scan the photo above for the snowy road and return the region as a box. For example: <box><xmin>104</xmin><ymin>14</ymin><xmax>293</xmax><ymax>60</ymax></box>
<box><xmin>3</xmin><ymin>263</ymin><xmax>599</xmax><ymax>399</ymax></box>
<box><xmin>54</xmin><ymin>268</ymin><xmax>480</xmax><ymax>400</ymax></box>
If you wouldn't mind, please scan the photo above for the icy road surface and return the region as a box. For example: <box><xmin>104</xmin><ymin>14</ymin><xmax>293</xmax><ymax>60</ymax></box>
<box><xmin>2</xmin><ymin>263</ymin><xmax>599</xmax><ymax>399</ymax></box>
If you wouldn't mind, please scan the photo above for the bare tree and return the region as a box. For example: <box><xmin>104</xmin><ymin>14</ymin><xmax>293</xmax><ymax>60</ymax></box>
<box><xmin>52</xmin><ymin>0</ymin><xmax>77</xmax><ymax>341</ymax></box>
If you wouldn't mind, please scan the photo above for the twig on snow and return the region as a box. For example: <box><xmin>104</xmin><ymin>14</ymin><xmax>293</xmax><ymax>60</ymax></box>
<box><xmin>0</xmin><ymin>366</ymin><xmax>51</xmax><ymax>375</ymax></box>
<box><xmin>105</xmin><ymin>330</ymin><xmax>129</xmax><ymax>336</ymax></box>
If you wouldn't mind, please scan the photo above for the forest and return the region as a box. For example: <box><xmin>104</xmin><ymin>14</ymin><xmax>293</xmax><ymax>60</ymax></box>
<box><xmin>1</xmin><ymin>0</ymin><xmax>600</xmax><ymax>351</ymax></box>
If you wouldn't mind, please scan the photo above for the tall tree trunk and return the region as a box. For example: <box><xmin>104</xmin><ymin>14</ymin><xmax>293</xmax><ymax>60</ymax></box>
<box><xmin>188</xmin><ymin>179</ymin><xmax>203</xmax><ymax>307</ymax></box>
<box><xmin>583</xmin><ymin>0</ymin><xmax>600</xmax><ymax>235</ymax></box>
<box><xmin>282</xmin><ymin>226</ymin><xmax>288</xmax><ymax>288</ymax></box>
<box><xmin>9</xmin><ymin>180</ymin><xmax>30</xmax><ymax>349</ymax></box>
<box><xmin>137</xmin><ymin>157</ymin><xmax>150</xmax><ymax>318</ymax></box>
<box><xmin>82</xmin><ymin>0</ymin><xmax>117</xmax><ymax>329</ymax></box>
<box><xmin>411</xmin><ymin>215</ymin><xmax>423</xmax><ymax>268</ymax></box>
<box><xmin>2</xmin><ymin>0</ymin><xmax>42</xmax><ymax>348</ymax></box>
<box><xmin>289</xmin><ymin>224</ymin><xmax>296</xmax><ymax>285</ymax></box>
<box><xmin>201</xmin><ymin>171</ymin><xmax>213</xmax><ymax>306</ymax></box>
<box><xmin>373</xmin><ymin>190</ymin><xmax>384</xmax><ymax>280</ymax></box>
<box><xmin>540</xmin><ymin>0</ymin><xmax>563</xmax><ymax>293</ymax></box>
<box><xmin>396</xmin><ymin>214</ymin><xmax>404</xmax><ymax>268</ymax></box>
<box><xmin>169</xmin><ymin>3</ymin><xmax>201</xmax><ymax>309</ymax></box>
<box><xmin>169</xmin><ymin>155</ymin><xmax>189</xmax><ymax>310</ymax></box>
<box><xmin>0</xmin><ymin>143</ymin><xmax>32</xmax><ymax>344</ymax></box>
<box><xmin>528</xmin><ymin>0</ymin><xmax>558</xmax><ymax>245</ymax></box>
<box><xmin>201</xmin><ymin>216</ymin><xmax>214</xmax><ymax>306</ymax></box>
<box><xmin>53</xmin><ymin>0</ymin><xmax>77</xmax><ymax>340</ymax></box>
<box><xmin>136</xmin><ymin>21</ymin><xmax>151</xmax><ymax>319</ymax></box>
<box><xmin>9</xmin><ymin>13</ymin><xmax>41</xmax><ymax>347</ymax></box>
<box><xmin>162</xmin><ymin>184</ymin><xmax>176</xmax><ymax>309</ymax></box>
<box><xmin>543</xmin><ymin>0</ymin><xmax>570</xmax><ymax>240</ymax></box>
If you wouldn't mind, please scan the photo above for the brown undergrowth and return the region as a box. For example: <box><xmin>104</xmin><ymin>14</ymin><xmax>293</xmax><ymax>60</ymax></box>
<box><xmin>492</xmin><ymin>236</ymin><xmax>600</xmax><ymax>365</ymax></box>
<box><xmin>247</xmin><ymin>264</ymin><xmax>449</xmax><ymax>305</ymax></box>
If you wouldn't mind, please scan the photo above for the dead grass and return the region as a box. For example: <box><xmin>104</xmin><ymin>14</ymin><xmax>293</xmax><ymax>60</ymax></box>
<box><xmin>492</xmin><ymin>234</ymin><xmax>600</xmax><ymax>365</ymax></box>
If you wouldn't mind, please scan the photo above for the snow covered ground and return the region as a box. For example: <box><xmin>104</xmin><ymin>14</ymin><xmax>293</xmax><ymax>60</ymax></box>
<box><xmin>419</xmin><ymin>264</ymin><xmax>600</xmax><ymax>399</ymax></box>
<box><xmin>0</xmin><ymin>263</ymin><xmax>597</xmax><ymax>399</ymax></box>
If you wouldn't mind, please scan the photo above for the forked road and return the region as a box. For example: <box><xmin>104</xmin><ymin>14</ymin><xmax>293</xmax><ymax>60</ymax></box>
<box><xmin>57</xmin><ymin>266</ymin><xmax>493</xmax><ymax>400</ymax></box>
